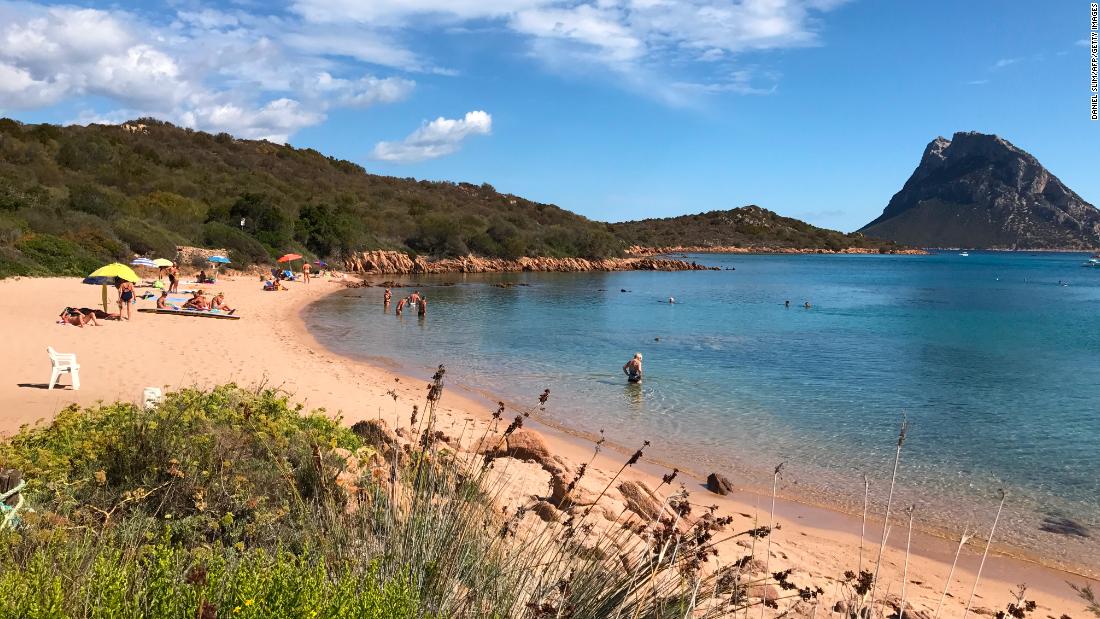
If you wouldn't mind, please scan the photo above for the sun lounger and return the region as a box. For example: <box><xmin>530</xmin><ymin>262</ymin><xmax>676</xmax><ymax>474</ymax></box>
<box><xmin>137</xmin><ymin>308</ymin><xmax>241</xmax><ymax>320</ymax></box>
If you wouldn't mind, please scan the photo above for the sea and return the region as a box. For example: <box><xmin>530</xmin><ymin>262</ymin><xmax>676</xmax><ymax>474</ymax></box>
<box><xmin>305</xmin><ymin>251</ymin><xmax>1100</xmax><ymax>573</ymax></box>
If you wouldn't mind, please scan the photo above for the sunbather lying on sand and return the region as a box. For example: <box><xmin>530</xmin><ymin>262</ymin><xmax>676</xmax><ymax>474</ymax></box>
<box><xmin>263</xmin><ymin>279</ymin><xmax>287</xmax><ymax>291</ymax></box>
<box><xmin>210</xmin><ymin>292</ymin><xmax>236</xmax><ymax>315</ymax></box>
<box><xmin>58</xmin><ymin>307</ymin><xmax>99</xmax><ymax>327</ymax></box>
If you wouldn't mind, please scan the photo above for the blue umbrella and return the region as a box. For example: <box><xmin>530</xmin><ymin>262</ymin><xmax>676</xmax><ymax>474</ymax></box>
<box><xmin>131</xmin><ymin>257</ymin><xmax>158</xmax><ymax>267</ymax></box>
<box><xmin>208</xmin><ymin>256</ymin><xmax>230</xmax><ymax>264</ymax></box>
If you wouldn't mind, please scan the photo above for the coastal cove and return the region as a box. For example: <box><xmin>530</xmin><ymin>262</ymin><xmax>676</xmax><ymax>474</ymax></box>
<box><xmin>306</xmin><ymin>251</ymin><xmax>1100</xmax><ymax>579</ymax></box>
<box><xmin>0</xmin><ymin>268</ymin><xmax>1095</xmax><ymax>616</ymax></box>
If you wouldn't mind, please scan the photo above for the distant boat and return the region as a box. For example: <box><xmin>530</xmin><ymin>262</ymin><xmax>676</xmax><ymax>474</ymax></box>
<box><xmin>1083</xmin><ymin>258</ymin><xmax>1100</xmax><ymax>268</ymax></box>
<box><xmin>959</xmin><ymin>252</ymin><xmax>969</xmax><ymax>257</ymax></box>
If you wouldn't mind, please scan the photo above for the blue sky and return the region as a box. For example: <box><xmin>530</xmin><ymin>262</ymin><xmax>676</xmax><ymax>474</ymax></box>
<box><xmin>0</xmin><ymin>1</ymin><xmax>1095</xmax><ymax>231</ymax></box>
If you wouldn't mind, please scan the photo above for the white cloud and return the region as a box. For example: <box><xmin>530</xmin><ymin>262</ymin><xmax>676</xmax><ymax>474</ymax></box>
<box><xmin>181</xmin><ymin>97</ymin><xmax>324</xmax><ymax>143</ymax></box>
<box><xmin>314</xmin><ymin>73</ymin><xmax>416</xmax><ymax>107</ymax></box>
<box><xmin>288</xmin><ymin>0</ymin><xmax>845</xmax><ymax>103</ymax></box>
<box><xmin>372</xmin><ymin>110</ymin><xmax>492</xmax><ymax>163</ymax></box>
<box><xmin>992</xmin><ymin>57</ymin><xmax>1019</xmax><ymax>69</ymax></box>
<box><xmin>0</xmin><ymin>1</ymin><xmax>414</xmax><ymax>142</ymax></box>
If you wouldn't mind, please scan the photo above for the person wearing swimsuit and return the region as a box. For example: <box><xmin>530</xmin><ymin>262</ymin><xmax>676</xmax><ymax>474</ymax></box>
<box><xmin>622</xmin><ymin>353</ymin><xmax>643</xmax><ymax>383</ymax></box>
<box><xmin>117</xmin><ymin>280</ymin><xmax>136</xmax><ymax>321</ymax></box>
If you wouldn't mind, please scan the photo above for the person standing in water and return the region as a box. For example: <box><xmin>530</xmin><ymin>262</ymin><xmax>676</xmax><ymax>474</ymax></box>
<box><xmin>384</xmin><ymin>288</ymin><xmax>392</xmax><ymax>305</ymax></box>
<box><xmin>417</xmin><ymin>297</ymin><xmax>427</xmax><ymax>317</ymax></box>
<box><xmin>395</xmin><ymin>297</ymin><xmax>406</xmax><ymax>316</ymax></box>
<box><xmin>622</xmin><ymin>353</ymin><xmax>643</xmax><ymax>383</ymax></box>
<box><xmin>785</xmin><ymin>300</ymin><xmax>790</xmax><ymax>308</ymax></box>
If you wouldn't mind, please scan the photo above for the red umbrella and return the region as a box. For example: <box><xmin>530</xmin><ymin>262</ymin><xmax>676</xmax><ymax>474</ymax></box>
<box><xmin>277</xmin><ymin>253</ymin><xmax>302</xmax><ymax>263</ymax></box>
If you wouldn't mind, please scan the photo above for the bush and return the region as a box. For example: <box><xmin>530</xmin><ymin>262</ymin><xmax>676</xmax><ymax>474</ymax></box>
<box><xmin>0</xmin><ymin>212</ymin><xmax>28</xmax><ymax>245</ymax></box>
<box><xmin>0</xmin><ymin>385</ymin><xmax>360</xmax><ymax>548</ymax></box>
<box><xmin>0</xmin><ymin>379</ymin><xmax>733</xmax><ymax>619</ymax></box>
<box><xmin>68</xmin><ymin>184</ymin><xmax>127</xmax><ymax>220</ymax></box>
<box><xmin>202</xmin><ymin>221</ymin><xmax>270</xmax><ymax>265</ymax></box>
<box><xmin>0</xmin><ymin>246</ymin><xmax>37</xmax><ymax>278</ymax></box>
<box><xmin>15</xmin><ymin>233</ymin><xmax>102</xmax><ymax>276</ymax></box>
<box><xmin>113</xmin><ymin>216</ymin><xmax>181</xmax><ymax>258</ymax></box>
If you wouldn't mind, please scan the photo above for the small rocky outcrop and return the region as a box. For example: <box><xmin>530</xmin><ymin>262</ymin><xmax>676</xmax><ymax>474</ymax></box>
<box><xmin>618</xmin><ymin>480</ymin><xmax>668</xmax><ymax>523</ymax></box>
<box><xmin>705</xmin><ymin>472</ymin><xmax>734</xmax><ymax>496</ymax></box>
<box><xmin>861</xmin><ymin>131</ymin><xmax>1100</xmax><ymax>249</ymax></box>
<box><xmin>342</xmin><ymin>250</ymin><xmax>717</xmax><ymax>275</ymax></box>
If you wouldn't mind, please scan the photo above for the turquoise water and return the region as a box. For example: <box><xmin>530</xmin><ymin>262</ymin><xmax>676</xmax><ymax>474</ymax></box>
<box><xmin>307</xmin><ymin>252</ymin><xmax>1100</xmax><ymax>570</ymax></box>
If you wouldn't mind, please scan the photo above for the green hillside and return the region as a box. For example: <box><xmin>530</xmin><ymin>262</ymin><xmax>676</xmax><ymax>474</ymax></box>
<box><xmin>0</xmin><ymin>118</ymin><xmax>622</xmax><ymax>277</ymax></box>
<box><xmin>0</xmin><ymin>118</ymin><xmax>905</xmax><ymax>278</ymax></box>
<box><xmin>611</xmin><ymin>205</ymin><xmax>902</xmax><ymax>251</ymax></box>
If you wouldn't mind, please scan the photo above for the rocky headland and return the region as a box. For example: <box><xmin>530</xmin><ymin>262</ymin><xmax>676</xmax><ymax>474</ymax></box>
<box><xmin>341</xmin><ymin>250</ymin><xmax>717</xmax><ymax>274</ymax></box>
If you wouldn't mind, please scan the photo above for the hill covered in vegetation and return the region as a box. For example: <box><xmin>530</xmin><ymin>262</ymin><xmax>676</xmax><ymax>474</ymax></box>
<box><xmin>0</xmin><ymin>118</ymin><xmax>622</xmax><ymax>277</ymax></box>
<box><xmin>611</xmin><ymin>205</ymin><xmax>904</xmax><ymax>252</ymax></box>
<box><xmin>0</xmin><ymin>118</ymin><xmax>906</xmax><ymax>278</ymax></box>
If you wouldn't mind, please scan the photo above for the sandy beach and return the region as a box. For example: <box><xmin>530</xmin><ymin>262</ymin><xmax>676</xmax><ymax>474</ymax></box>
<box><xmin>0</xmin><ymin>273</ymin><xmax>1094</xmax><ymax>617</ymax></box>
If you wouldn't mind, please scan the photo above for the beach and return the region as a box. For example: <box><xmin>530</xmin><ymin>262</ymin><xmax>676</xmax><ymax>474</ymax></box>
<box><xmin>0</xmin><ymin>273</ymin><xmax>1094</xmax><ymax>617</ymax></box>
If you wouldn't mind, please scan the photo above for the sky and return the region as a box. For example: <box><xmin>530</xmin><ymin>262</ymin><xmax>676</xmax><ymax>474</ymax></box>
<box><xmin>0</xmin><ymin>0</ymin><xmax>1096</xmax><ymax>231</ymax></box>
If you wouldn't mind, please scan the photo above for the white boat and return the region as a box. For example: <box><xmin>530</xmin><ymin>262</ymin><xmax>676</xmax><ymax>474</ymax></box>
<box><xmin>959</xmin><ymin>252</ymin><xmax>969</xmax><ymax>257</ymax></box>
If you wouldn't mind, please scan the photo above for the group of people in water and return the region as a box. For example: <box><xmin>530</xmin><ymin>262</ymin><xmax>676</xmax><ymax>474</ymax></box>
<box><xmin>385</xmin><ymin>288</ymin><xmax>427</xmax><ymax>317</ymax></box>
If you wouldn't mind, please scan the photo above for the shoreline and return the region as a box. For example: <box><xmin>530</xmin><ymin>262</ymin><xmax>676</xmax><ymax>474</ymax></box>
<box><xmin>302</xmin><ymin>288</ymin><xmax>1099</xmax><ymax>584</ymax></box>
<box><xmin>1</xmin><ymin>274</ymin><xmax>1094</xmax><ymax>616</ymax></box>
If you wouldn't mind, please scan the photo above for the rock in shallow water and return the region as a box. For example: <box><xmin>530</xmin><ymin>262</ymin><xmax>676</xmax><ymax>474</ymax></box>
<box><xmin>706</xmin><ymin>472</ymin><xmax>734</xmax><ymax>495</ymax></box>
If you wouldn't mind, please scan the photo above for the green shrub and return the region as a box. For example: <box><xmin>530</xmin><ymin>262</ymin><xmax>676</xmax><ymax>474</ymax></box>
<box><xmin>14</xmin><ymin>233</ymin><xmax>101</xmax><ymax>276</ymax></box>
<box><xmin>0</xmin><ymin>212</ymin><xmax>28</xmax><ymax>245</ymax></box>
<box><xmin>202</xmin><ymin>221</ymin><xmax>270</xmax><ymax>265</ymax></box>
<box><xmin>113</xmin><ymin>216</ymin><xmax>181</xmax><ymax>258</ymax></box>
<box><xmin>135</xmin><ymin>192</ymin><xmax>208</xmax><ymax>238</ymax></box>
<box><xmin>0</xmin><ymin>385</ymin><xmax>360</xmax><ymax>548</ymax></box>
<box><xmin>0</xmin><ymin>540</ymin><xmax>422</xmax><ymax>619</ymax></box>
<box><xmin>68</xmin><ymin>184</ymin><xmax>128</xmax><ymax>219</ymax></box>
<box><xmin>0</xmin><ymin>246</ymin><xmax>37</xmax><ymax>278</ymax></box>
<box><xmin>0</xmin><ymin>379</ymin><xmax>734</xmax><ymax>618</ymax></box>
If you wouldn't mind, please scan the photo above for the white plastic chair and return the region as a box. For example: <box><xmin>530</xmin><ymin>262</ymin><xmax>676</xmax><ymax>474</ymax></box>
<box><xmin>46</xmin><ymin>347</ymin><xmax>80</xmax><ymax>390</ymax></box>
<box><xmin>143</xmin><ymin>387</ymin><xmax>163</xmax><ymax>409</ymax></box>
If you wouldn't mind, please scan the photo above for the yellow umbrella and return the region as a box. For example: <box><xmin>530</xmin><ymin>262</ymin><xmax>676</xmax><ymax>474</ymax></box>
<box><xmin>84</xmin><ymin>263</ymin><xmax>141</xmax><ymax>313</ymax></box>
<box><xmin>152</xmin><ymin>258</ymin><xmax>173</xmax><ymax>267</ymax></box>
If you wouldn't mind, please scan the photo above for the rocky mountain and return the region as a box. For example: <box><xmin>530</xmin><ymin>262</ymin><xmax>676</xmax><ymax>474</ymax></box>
<box><xmin>860</xmin><ymin>132</ymin><xmax>1100</xmax><ymax>249</ymax></box>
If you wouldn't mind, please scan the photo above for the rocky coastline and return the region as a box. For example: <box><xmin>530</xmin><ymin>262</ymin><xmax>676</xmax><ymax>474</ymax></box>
<box><xmin>625</xmin><ymin>244</ymin><xmax>928</xmax><ymax>256</ymax></box>
<box><xmin>341</xmin><ymin>250</ymin><xmax>718</xmax><ymax>274</ymax></box>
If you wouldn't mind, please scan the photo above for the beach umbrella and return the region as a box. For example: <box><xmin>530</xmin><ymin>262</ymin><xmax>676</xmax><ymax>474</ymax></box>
<box><xmin>84</xmin><ymin>263</ymin><xmax>140</xmax><ymax>313</ymax></box>
<box><xmin>152</xmin><ymin>258</ymin><xmax>173</xmax><ymax>268</ymax></box>
<box><xmin>277</xmin><ymin>253</ymin><xmax>303</xmax><ymax>276</ymax></box>
<box><xmin>131</xmin><ymin>257</ymin><xmax>158</xmax><ymax>268</ymax></box>
<box><xmin>208</xmin><ymin>255</ymin><xmax>230</xmax><ymax>278</ymax></box>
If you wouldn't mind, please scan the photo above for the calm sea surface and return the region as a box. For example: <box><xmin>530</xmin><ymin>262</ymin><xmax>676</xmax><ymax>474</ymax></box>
<box><xmin>306</xmin><ymin>251</ymin><xmax>1100</xmax><ymax>571</ymax></box>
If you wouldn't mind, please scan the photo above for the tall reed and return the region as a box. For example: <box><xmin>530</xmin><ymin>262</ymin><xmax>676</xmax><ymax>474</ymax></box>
<box><xmin>963</xmin><ymin>489</ymin><xmax>1006</xmax><ymax>619</ymax></box>
<box><xmin>868</xmin><ymin>419</ymin><xmax>908</xmax><ymax>612</ymax></box>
